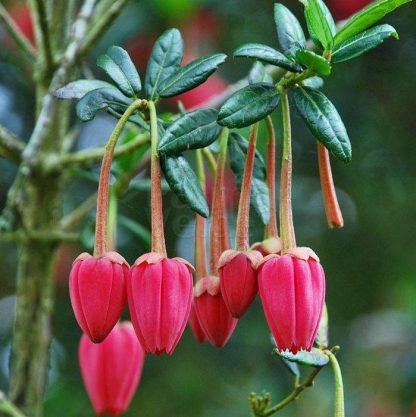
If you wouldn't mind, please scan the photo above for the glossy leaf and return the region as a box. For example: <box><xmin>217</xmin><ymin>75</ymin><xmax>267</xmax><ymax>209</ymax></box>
<box><xmin>53</xmin><ymin>79</ymin><xmax>114</xmax><ymax>100</ymax></box>
<box><xmin>248</xmin><ymin>62</ymin><xmax>273</xmax><ymax>84</ymax></box>
<box><xmin>158</xmin><ymin>109</ymin><xmax>222</xmax><ymax>155</ymax></box>
<box><xmin>158</xmin><ymin>54</ymin><xmax>227</xmax><ymax>98</ymax></box>
<box><xmin>296</xmin><ymin>49</ymin><xmax>332</xmax><ymax>76</ymax></box>
<box><xmin>271</xmin><ymin>335</ymin><xmax>301</xmax><ymax>377</ymax></box>
<box><xmin>303</xmin><ymin>76</ymin><xmax>324</xmax><ymax>89</ymax></box>
<box><xmin>97</xmin><ymin>46</ymin><xmax>141</xmax><ymax>97</ymax></box>
<box><xmin>274</xmin><ymin>3</ymin><xmax>306</xmax><ymax>51</ymax></box>
<box><xmin>305</xmin><ymin>0</ymin><xmax>336</xmax><ymax>50</ymax></box>
<box><xmin>274</xmin><ymin>347</ymin><xmax>329</xmax><ymax>367</ymax></box>
<box><xmin>218</xmin><ymin>83</ymin><xmax>280</xmax><ymax>128</ymax></box>
<box><xmin>76</xmin><ymin>87</ymin><xmax>131</xmax><ymax>122</ymax></box>
<box><xmin>234</xmin><ymin>43</ymin><xmax>301</xmax><ymax>72</ymax></box>
<box><xmin>161</xmin><ymin>154</ymin><xmax>209</xmax><ymax>217</ymax></box>
<box><xmin>228</xmin><ymin>133</ymin><xmax>270</xmax><ymax>224</ymax></box>
<box><xmin>145</xmin><ymin>28</ymin><xmax>184</xmax><ymax>100</ymax></box>
<box><xmin>292</xmin><ymin>87</ymin><xmax>351</xmax><ymax>162</ymax></box>
<box><xmin>334</xmin><ymin>0</ymin><xmax>411</xmax><ymax>47</ymax></box>
<box><xmin>332</xmin><ymin>24</ymin><xmax>398</xmax><ymax>64</ymax></box>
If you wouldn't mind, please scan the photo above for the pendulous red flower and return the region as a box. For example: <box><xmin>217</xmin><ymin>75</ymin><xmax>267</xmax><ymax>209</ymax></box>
<box><xmin>188</xmin><ymin>303</ymin><xmax>207</xmax><ymax>343</ymax></box>
<box><xmin>193</xmin><ymin>275</ymin><xmax>238</xmax><ymax>347</ymax></box>
<box><xmin>79</xmin><ymin>321</ymin><xmax>145</xmax><ymax>416</ymax></box>
<box><xmin>69</xmin><ymin>251</ymin><xmax>128</xmax><ymax>343</ymax></box>
<box><xmin>218</xmin><ymin>249</ymin><xmax>262</xmax><ymax>318</ymax></box>
<box><xmin>127</xmin><ymin>252</ymin><xmax>193</xmax><ymax>355</ymax></box>
<box><xmin>258</xmin><ymin>247</ymin><xmax>326</xmax><ymax>354</ymax></box>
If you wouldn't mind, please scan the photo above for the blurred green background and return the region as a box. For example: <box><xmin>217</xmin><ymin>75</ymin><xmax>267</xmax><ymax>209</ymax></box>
<box><xmin>1</xmin><ymin>0</ymin><xmax>416</xmax><ymax>416</ymax></box>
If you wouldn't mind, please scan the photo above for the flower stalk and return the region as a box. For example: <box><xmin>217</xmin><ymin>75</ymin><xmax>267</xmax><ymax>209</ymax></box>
<box><xmin>195</xmin><ymin>149</ymin><xmax>207</xmax><ymax>279</ymax></box>
<box><xmin>326</xmin><ymin>349</ymin><xmax>345</xmax><ymax>417</ymax></box>
<box><xmin>265</xmin><ymin>116</ymin><xmax>278</xmax><ymax>239</ymax></box>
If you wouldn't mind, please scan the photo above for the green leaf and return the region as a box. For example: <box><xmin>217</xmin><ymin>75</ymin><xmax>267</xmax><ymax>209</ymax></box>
<box><xmin>292</xmin><ymin>87</ymin><xmax>351</xmax><ymax>162</ymax></box>
<box><xmin>53</xmin><ymin>79</ymin><xmax>114</xmax><ymax>100</ymax></box>
<box><xmin>158</xmin><ymin>109</ymin><xmax>222</xmax><ymax>155</ymax></box>
<box><xmin>228</xmin><ymin>133</ymin><xmax>270</xmax><ymax>224</ymax></box>
<box><xmin>218</xmin><ymin>83</ymin><xmax>280</xmax><ymax>128</ymax></box>
<box><xmin>332</xmin><ymin>24</ymin><xmax>398</xmax><ymax>63</ymax></box>
<box><xmin>114</xmin><ymin>130</ymin><xmax>149</xmax><ymax>173</ymax></box>
<box><xmin>274</xmin><ymin>3</ymin><xmax>306</xmax><ymax>51</ymax></box>
<box><xmin>233</xmin><ymin>43</ymin><xmax>302</xmax><ymax>72</ymax></box>
<box><xmin>158</xmin><ymin>54</ymin><xmax>227</xmax><ymax>98</ymax></box>
<box><xmin>334</xmin><ymin>0</ymin><xmax>411</xmax><ymax>47</ymax></box>
<box><xmin>305</xmin><ymin>0</ymin><xmax>336</xmax><ymax>50</ymax></box>
<box><xmin>145</xmin><ymin>28</ymin><xmax>184</xmax><ymax>100</ymax></box>
<box><xmin>107</xmin><ymin>108</ymin><xmax>149</xmax><ymax>131</ymax></box>
<box><xmin>248</xmin><ymin>62</ymin><xmax>273</xmax><ymax>85</ymax></box>
<box><xmin>270</xmin><ymin>335</ymin><xmax>301</xmax><ymax>377</ymax></box>
<box><xmin>161</xmin><ymin>154</ymin><xmax>209</xmax><ymax>217</ymax></box>
<box><xmin>76</xmin><ymin>87</ymin><xmax>131</xmax><ymax>122</ymax></box>
<box><xmin>274</xmin><ymin>347</ymin><xmax>329</xmax><ymax>367</ymax></box>
<box><xmin>97</xmin><ymin>46</ymin><xmax>141</xmax><ymax>97</ymax></box>
<box><xmin>118</xmin><ymin>215</ymin><xmax>151</xmax><ymax>250</ymax></box>
<box><xmin>296</xmin><ymin>49</ymin><xmax>332</xmax><ymax>76</ymax></box>
<box><xmin>303</xmin><ymin>76</ymin><xmax>324</xmax><ymax>88</ymax></box>
<box><xmin>315</xmin><ymin>303</ymin><xmax>329</xmax><ymax>348</ymax></box>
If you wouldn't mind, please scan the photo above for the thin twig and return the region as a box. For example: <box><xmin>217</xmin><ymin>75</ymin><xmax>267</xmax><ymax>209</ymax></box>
<box><xmin>0</xmin><ymin>125</ymin><xmax>25</xmax><ymax>163</ymax></box>
<box><xmin>0</xmin><ymin>392</ymin><xmax>26</xmax><ymax>417</ymax></box>
<box><xmin>0</xmin><ymin>3</ymin><xmax>36</xmax><ymax>59</ymax></box>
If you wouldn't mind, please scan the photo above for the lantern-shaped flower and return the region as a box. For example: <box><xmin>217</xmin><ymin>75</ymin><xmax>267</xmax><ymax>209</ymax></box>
<box><xmin>258</xmin><ymin>248</ymin><xmax>325</xmax><ymax>353</ymax></box>
<box><xmin>79</xmin><ymin>322</ymin><xmax>145</xmax><ymax>416</ymax></box>
<box><xmin>188</xmin><ymin>304</ymin><xmax>207</xmax><ymax>343</ymax></box>
<box><xmin>69</xmin><ymin>252</ymin><xmax>128</xmax><ymax>343</ymax></box>
<box><xmin>127</xmin><ymin>252</ymin><xmax>193</xmax><ymax>355</ymax></box>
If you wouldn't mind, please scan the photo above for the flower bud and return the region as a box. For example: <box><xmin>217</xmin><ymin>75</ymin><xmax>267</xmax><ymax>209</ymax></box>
<box><xmin>79</xmin><ymin>322</ymin><xmax>144</xmax><ymax>416</ymax></box>
<box><xmin>127</xmin><ymin>252</ymin><xmax>193</xmax><ymax>355</ymax></box>
<box><xmin>193</xmin><ymin>275</ymin><xmax>238</xmax><ymax>347</ymax></box>
<box><xmin>69</xmin><ymin>252</ymin><xmax>128</xmax><ymax>343</ymax></box>
<box><xmin>258</xmin><ymin>248</ymin><xmax>325</xmax><ymax>353</ymax></box>
<box><xmin>218</xmin><ymin>249</ymin><xmax>262</xmax><ymax>318</ymax></box>
<box><xmin>251</xmin><ymin>237</ymin><xmax>282</xmax><ymax>257</ymax></box>
<box><xmin>188</xmin><ymin>304</ymin><xmax>207</xmax><ymax>343</ymax></box>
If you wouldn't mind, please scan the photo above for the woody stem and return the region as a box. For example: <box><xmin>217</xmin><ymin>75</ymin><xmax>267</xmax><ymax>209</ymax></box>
<box><xmin>279</xmin><ymin>89</ymin><xmax>296</xmax><ymax>254</ymax></box>
<box><xmin>317</xmin><ymin>142</ymin><xmax>344</xmax><ymax>228</ymax></box>
<box><xmin>235</xmin><ymin>123</ymin><xmax>259</xmax><ymax>251</ymax></box>
<box><xmin>94</xmin><ymin>99</ymin><xmax>143</xmax><ymax>258</ymax></box>
<box><xmin>148</xmin><ymin>100</ymin><xmax>167</xmax><ymax>256</ymax></box>
<box><xmin>265</xmin><ymin>116</ymin><xmax>278</xmax><ymax>239</ymax></box>
<box><xmin>194</xmin><ymin>149</ymin><xmax>207</xmax><ymax>279</ymax></box>
<box><xmin>210</xmin><ymin>128</ymin><xmax>229</xmax><ymax>274</ymax></box>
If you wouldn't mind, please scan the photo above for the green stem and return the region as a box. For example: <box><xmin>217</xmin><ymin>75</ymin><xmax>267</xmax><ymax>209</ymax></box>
<box><xmin>210</xmin><ymin>128</ymin><xmax>229</xmax><ymax>273</ymax></box>
<box><xmin>94</xmin><ymin>99</ymin><xmax>143</xmax><ymax>258</ymax></box>
<box><xmin>107</xmin><ymin>187</ymin><xmax>118</xmax><ymax>251</ymax></box>
<box><xmin>194</xmin><ymin>149</ymin><xmax>207</xmax><ymax>279</ymax></box>
<box><xmin>279</xmin><ymin>89</ymin><xmax>296</xmax><ymax>253</ymax></box>
<box><xmin>265</xmin><ymin>116</ymin><xmax>278</xmax><ymax>239</ymax></box>
<box><xmin>235</xmin><ymin>123</ymin><xmax>258</xmax><ymax>251</ymax></box>
<box><xmin>202</xmin><ymin>147</ymin><xmax>217</xmax><ymax>176</ymax></box>
<box><xmin>326</xmin><ymin>350</ymin><xmax>345</xmax><ymax>417</ymax></box>
<box><xmin>0</xmin><ymin>393</ymin><xmax>27</xmax><ymax>417</ymax></box>
<box><xmin>148</xmin><ymin>100</ymin><xmax>167</xmax><ymax>256</ymax></box>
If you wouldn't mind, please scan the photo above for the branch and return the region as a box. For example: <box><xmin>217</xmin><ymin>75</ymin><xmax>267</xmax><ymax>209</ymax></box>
<box><xmin>0</xmin><ymin>125</ymin><xmax>25</xmax><ymax>163</ymax></box>
<box><xmin>0</xmin><ymin>392</ymin><xmax>26</xmax><ymax>417</ymax></box>
<box><xmin>78</xmin><ymin>0</ymin><xmax>130</xmax><ymax>59</ymax></box>
<box><xmin>0</xmin><ymin>4</ymin><xmax>36</xmax><ymax>60</ymax></box>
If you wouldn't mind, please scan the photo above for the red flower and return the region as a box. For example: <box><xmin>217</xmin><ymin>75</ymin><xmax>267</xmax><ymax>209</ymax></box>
<box><xmin>193</xmin><ymin>275</ymin><xmax>237</xmax><ymax>347</ymax></box>
<box><xmin>327</xmin><ymin>0</ymin><xmax>372</xmax><ymax>20</ymax></box>
<box><xmin>258</xmin><ymin>248</ymin><xmax>325</xmax><ymax>353</ymax></box>
<box><xmin>127</xmin><ymin>252</ymin><xmax>193</xmax><ymax>355</ymax></box>
<box><xmin>188</xmin><ymin>304</ymin><xmax>207</xmax><ymax>343</ymax></box>
<box><xmin>218</xmin><ymin>249</ymin><xmax>263</xmax><ymax>318</ymax></box>
<box><xmin>69</xmin><ymin>252</ymin><xmax>128</xmax><ymax>343</ymax></box>
<box><xmin>79</xmin><ymin>322</ymin><xmax>144</xmax><ymax>416</ymax></box>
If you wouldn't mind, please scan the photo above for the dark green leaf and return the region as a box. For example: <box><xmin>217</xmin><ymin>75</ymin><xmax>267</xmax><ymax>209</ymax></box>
<box><xmin>158</xmin><ymin>109</ymin><xmax>221</xmax><ymax>155</ymax></box>
<box><xmin>53</xmin><ymin>79</ymin><xmax>114</xmax><ymax>100</ymax></box>
<box><xmin>248</xmin><ymin>62</ymin><xmax>273</xmax><ymax>84</ymax></box>
<box><xmin>161</xmin><ymin>154</ymin><xmax>209</xmax><ymax>217</ymax></box>
<box><xmin>332</xmin><ymin>24</ymin><xmax>398</xmax><ymax>63</ymax></box>
<box><xmin>97</xmin><ymin>46</ymin><xmax>141</xmax><ymax>97</ymax></box>
<box><xmin>303</xmin><ymin>76</ymin><xmax>324</xmax><ymax>88</ymax></box>
<box><xmin>334</xmin><ymin>0</ymin><xmax>411</xmax><ymax>47</ymax></box>
<box><xmin>274</xmin><ymin>347</ymin><xmax>329</xmax><ymax>367</ymax></box>
<box><xmin>218</xmin><ymin>83</ymin><xmax>280</xmax><ymax>128</ymax></box>
<box><xmin>274</xmin><ymin>3</ymin><xmax>306</xmax><ymax>51</ymax></box>
<box><xmin>233</xmin><ymin>43</ymin><xmax>301</xmax><ymax>72</ymax></box>
<box><xmin>107</xmin><ymin>108</ymin><xmax>149</xmax><ymax>130</ymax></box>
<box><xmin>228</xmin><ymin>133</ymin><xmax>270</xmax><ymax>224</ymax></box>
<box><xmin>158</xmin><ymin>54</ymin><xmax>227</xmax><ymax>98</ymax></box>
<box><xmin>315</xmin><ymin>303</ymin><xmax>329</xmax><ymax>348</ymax></box>
<box><xmin>271</xmin><ymin>335</ymin><xmax>301</xmax><ymax>377</ymax></box>
<box><xmin>292</xmin><ymin>86</ymin><xmax>351</xmax><ymax>162</ymax></box>
<box><xmin>305</xmin><ymin>0</ymin><xmax>336</xmax><ymax>50</ymax></box>
<box><xmin>145</xmin><ymin>28</ymin><xmax>184</xmax><ymax>100</ymax></box>
<box><xmin>76</xmin><ymin>87</ymin><xmax>131</xmax><ymax>122</ymax></box>
<box><xmin>296</xmin><ymin>49</ymin><xmax>332</xmax><ymax>76</ymax></box>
